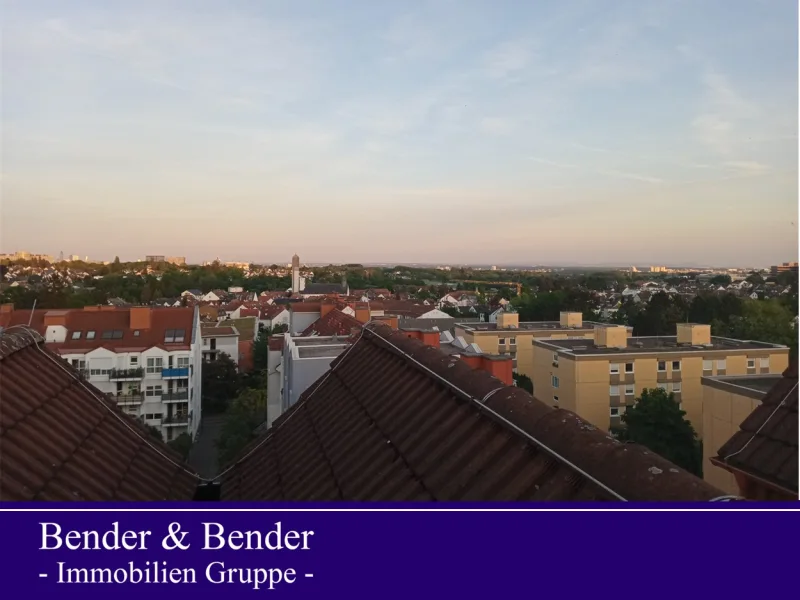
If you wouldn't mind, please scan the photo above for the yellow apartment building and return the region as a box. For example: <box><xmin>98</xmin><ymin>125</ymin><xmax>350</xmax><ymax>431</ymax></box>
<box><xmin>700</xmin><ymin>374</ymin><xmax>781</xmax><ymax>494</ymax></box>
<box><xmin>530</xmin><ymin>323</ymin><xmax>789</xmax><ymax>435</ymax></box>
<box><xmin>454</xmin><ymin>312</ymin><xmax>627</xmax><ymax>378</ymax></box>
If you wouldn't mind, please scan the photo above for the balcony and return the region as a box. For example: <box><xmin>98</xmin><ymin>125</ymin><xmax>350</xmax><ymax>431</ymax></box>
<box><xmin>108</xmin><ymin>393</ymin><xmax>144</xmax><ymax>406</ymax></box>
<box><xmin>109</xmin><ymin>368</ymin><xmax>144</xmax><ymax>381</ymax></box>
<box><xmin>162</xmin><ymin>415</ymin><xmax>190</xmax><ymax>426</ymax></box>
<box><xmin>162</xmin><ymin>390</ymin><xmax>189</xmax><ymax>402</ymax></box>
<box><xmin>161</xmin><ymin>367</ymin><xmax>190</xmax><ymax>379</ymax></box>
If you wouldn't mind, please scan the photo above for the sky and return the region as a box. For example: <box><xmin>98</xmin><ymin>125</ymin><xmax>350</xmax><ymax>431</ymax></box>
<box><xmin>1</xmin><ymin>0</ymin><xmax>798</xmax><ymax>267</ymax></box>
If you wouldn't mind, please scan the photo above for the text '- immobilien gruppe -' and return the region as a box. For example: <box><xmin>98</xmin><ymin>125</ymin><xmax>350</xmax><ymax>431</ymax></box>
<box><xmin>38</xmin><ymin>521</ymin><xmax>315</xmax><ymax>590</ymax></box>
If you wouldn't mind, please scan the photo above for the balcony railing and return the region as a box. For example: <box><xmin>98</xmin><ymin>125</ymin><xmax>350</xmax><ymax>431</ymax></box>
<box><xmin>109</xmin><ymin>367</ymin><xmax>145</xmax><ymax>380</ymax></box>
<box><xmin>108</xmin><ymin>393</ymin><xmax>144</xmax><ymax>405</ymax></box>
<box><xmin>161</xmin><ymin>367</ymin><xmax>190</xmax><ymax>378</ymax></box>
<box><xmin>162</xmin><ymin>415</ymin><xmax>189</xmax><ymax>425</ymax></box>
<box><xmin>162</xmin><ymin>391</ymin><xmax>189</xmax><ymax>401</ymax></box>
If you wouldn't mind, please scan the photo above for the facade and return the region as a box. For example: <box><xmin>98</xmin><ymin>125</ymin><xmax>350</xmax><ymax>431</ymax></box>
<box><xmin>700</xmin><ymin>373</ymin><xmax>781</xmax><ymax>494</ymax></box>
<box><xmin>455</xmin><ymin>312</ymin><xmax>613</xmax><ymax>377</ymax></box>
<box><xmin>770</xmin><ymin>262</ymin><xmax>798</xmax><ymax>275</ymax></box>
<box><xmin>0</xmin><ymin>304</ymin><xmax>203</xmax><ymax>442</ymax></box>
<box><xmin>200</xmin><ymin>324</ymin><xmax>240</xmax><ymax>364</ymax></box>
<box><xmin>266</xmin><ymin>334</ymin><xmax>350</xmax><ymax>427</ymax></box>
<box><xmin>530</xmin><ymin>323</ymin><xmax>790</xmax><ymax>434</ymax></box>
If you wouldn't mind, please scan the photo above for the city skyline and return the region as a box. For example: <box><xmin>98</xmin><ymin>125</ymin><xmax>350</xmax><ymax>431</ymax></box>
<box><xmin>2</xmin><ymin>0</ymin><xmax>798</xmax><ymax>265</ymax></box>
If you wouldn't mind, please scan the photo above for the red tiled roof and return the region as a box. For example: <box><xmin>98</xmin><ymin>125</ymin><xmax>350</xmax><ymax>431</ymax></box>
<box><xmin>302</xmin><ymin>309</ymin><xmax>363</xmax><ymax>337</ymax></box>
<box><xmin>220</xmin><ymin>324</ymin><xmax>724</xmax><ymax>501</ymax></box>
<box><xmin>0</xmin><ymin>306</ymin><xmax>194</xmax><ymax>353</ymax></box>
<box><xmin>239</xmin><ymin>308</ymin><xmax>259</xmax><ymax>318</ymax></box>
<box><xmin>290</xmin><ymin>302</ymin><xmax>322</xmax><ymax>313</ymax></box>
<box><xmin>0</xmin><ymin>328</ymin><xmax>199</xmax><ymax>501</ymax></box>
<box><xmin>713</xmin><ymin>362</ymin><xmax>798</xmax><ymax>494</ymax></box>
<box><xmin>261</xmin><ymin>305</ymin><xmax>287</xmax><ymax>320</ymax></box>
<box><xmin>380</xmin><ymin>300</ymin><xmax>432</xmax><ymax>318</ymax></box>
<box><xmin>200</xmin><ymin>326</ymin><xmax>238</xmax><ymax>337</ymax></box>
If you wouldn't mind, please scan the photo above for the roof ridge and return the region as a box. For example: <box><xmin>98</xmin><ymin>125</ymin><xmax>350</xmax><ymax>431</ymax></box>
<box><xmin>0</xmin><ymin>327</ymin><xmax>44</xmax><ymax>360</ymax></box>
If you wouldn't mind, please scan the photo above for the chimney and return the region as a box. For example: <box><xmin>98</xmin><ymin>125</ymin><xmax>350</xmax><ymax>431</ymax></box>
<box><xmin>354</xmin><ymin>303</ymin><xmax>370</xmax><ymax>323</ymax></box>
<box><xmin>496</xmin><ymin>312</ymin><xmax>519</xmax><ymax>329</ymax></box>
<box><xmin>320</xmin><ymin>298</ymin><xmax>337</xmax><ymax>318</ymax></box>
<box><xmin>676</xmin><ymin>323</ymin><xmax>711</xmax><ymax>346</ymax></box>
<box><xmin>268</xmin><ymin>334</ymin><xmax>285</xmax><ymax>352</ymax></box>
<box><xmin>0</xmin><ymin>303</ymin><xmax>13</xmax><ymax>314</ymax></box>
<box><xmin>559</xmin><ymin>311</ymin><xmax>583</xmax><ymax>328</ymax></box>
<box><xmin>100</xmin><ymin>305</ymin><xmax>117</xmax><ymax>311</ymax></box>
<box><xmin>480</xmin><ymin>356</ymin><xmax>514</xmax><ymax>386</ymax></box>
<box><xmin>419</xmin><ymin>330</ymin><xmax>440</xmax><ymax>349</ymax></box>
<box><xmin>594</xmin><ymin>325</ymin><xmax>628</xmax><ymax>349</ymax></box>
<box><xmin>373</xmin><ymin>315</ymin><xmax>398</xmax><ymax>329</ymax></box>
<box><xmin>43</xmin><ymin>310</ymin><xmax>67</xmax><ymax>327</ymax></box>
<box><xmin>130</xmin><ymin>306</ymin><xmax>152</xmax><ymax>330</ymax></box>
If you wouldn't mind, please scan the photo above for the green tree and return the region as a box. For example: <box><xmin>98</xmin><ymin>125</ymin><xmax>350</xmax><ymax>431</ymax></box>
<box><xmin>167</xmin><ymin>432</ymin><xmax>193</xmax><ymax>459</ymax></box>
<box><xmin>612</xmin><ymin>388</ymin><xmax>702</xmax><ymax>476</ymax></box>
<box><xmin>201</xmin><ymin>354</ymin><xmax>241</xmax><ymax>414</ymax></box>
<box><xmin>513</xmin><ymin>373</ymin><xmax>533</xmax><ymax>394</ymax></box>
<box><xmin>216</xmin><ymin>388</ymin><xmax>268</xmax><ymax>466</ymax></box>
<box><xmin>709</xmin><ymin>274</ymin><xmax>732</xmax><ymax>286</ymax></box>
<box><xmin>253</xmin><ymin>329</ymin><xmax>270</xmax><ymax>371</ymax></box>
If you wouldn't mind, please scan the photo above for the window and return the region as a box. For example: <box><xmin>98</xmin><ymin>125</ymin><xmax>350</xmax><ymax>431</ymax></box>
<box><xmin>625</xmin><ymin>384</ymin><xmax>635</xmax><ymax>396</ymax></box>
<box><xmin>625</xmin><ymin>362</ymin><xmax>634</xmax><ymax>373</ymax></box>
<box><xmin>130</xmin><ymin>356</ymin><xmax>138</xmax><ymax>366</ymax></box>
<box><xmin>609</xmin><ymin>385</ymin><xmax>620</xmax><ymax>396</ymax></box>
<box><xmin>747</xmin><ymin>358</ymin><xmax>755</xmax><ymax>369</ymax></box>
<box><xmin>703</xmin><ymin>359</ymin><xmax>712</xmax><ymax>372</ymax></box>
<box><xmin>144</xmin><ymin>413</ymin><xmax>163</xmax><ymax>420</ymax></box>
<box><xmin>609</xmin><ymin>363</ymin><xmax>620</xmax><ymax>374</ymax></box>
<box><xmin>145</xmin><ymin>385</ymin><xmax>163</xmax><ymax>397</ymax></box>
<box><xmin>672</xmin><ymin>382</ymin><xmax>682</xmax><ymax>393</ymax></box>
<box><xmin>760</xmin><ymin>357</ymin><xmax>770</xmax><ymax>369</ymax></box>
<box><xmin>498</xmin><ymin>338</ymin><xmax>506</xmax><ymax>345</ymax></box>
<box><xmin>86</xmin><ymin>331</ymin><xmax>96</xmax><ymax>340</ymax></box>
<box><xmin>552</xmin><ymin>376</ymin><xmax>560</xmax><ymax>388</ymax></box>
<box><xmin>657</xmin><ymin>360</ymin><xmax>666</xmax><ymax>372</ymax></box>
<box><xmin>133</xmin><ymin>330</ymin><xmax>140</xmax><ymax>337</ymax></box>
<box><xmin>610</xmin><ymin>407</ymin><xmax>621</xmax><ymax>418</ymax></box>
<box><xmin>177</xmin><ymin>356</ymin><xmax>190</xmax><ymax>368</ymax></box>
<box><xmin>164</xmin><ymin>329</ymin><xmax>185</xmax><ymax>343</ymax></box>
<box><xmin>71</xmin><ymin>331</ymin><xmax>82</xmax><ymax>340</ymax></box>
<box><xmin>112</xmin><ymin>330</ymin><xmax>123</xmax><ymax>339</ymax></box>
<box><xmin>509</xmin><ymin>337</ymin><xmax>516</xmax><ymax>346</ymax></box>
<box><xmin>101</xmin><ymin>330</ymin><xmax>113</xmax><ymax>339</ymax></box>
<box><xmin>657</xmin><ymin>383</ymin><xmax>667</xmax><ymax>391</ymax></box>
<box><xmin>553</xmin><ymin>395</ymin><xmax>559</xmax><ymax>403</ymax></box>
<box><xmin>146</xmin><ymin>357</ymin><xmax>163</xmax><ymax>373</ymax></box>
<box><xmin>672</xmin><ymin>360</ymin><xmax>680</xmax><ymax>371</ymax></box>
<box><xmin>553</xmin><ymin>352</ymin><xmax>559</xmax><ymax>363</ymax></box>
<box><xmin>716</xmin><ymin>359</ymin><xmax>726</xmax><ymax>370</ymax></box>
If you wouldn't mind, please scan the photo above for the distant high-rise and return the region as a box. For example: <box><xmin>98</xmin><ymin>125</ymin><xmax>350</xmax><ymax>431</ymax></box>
<box><xmin>291</xmin><ymin>254</ymin><xmax>300</xmax><ymax>294</ymax></box>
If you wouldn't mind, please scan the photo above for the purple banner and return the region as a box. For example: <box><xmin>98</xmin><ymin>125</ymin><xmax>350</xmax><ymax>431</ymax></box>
<box><xmin>0</xmin><ymin>506</ymin><xmax>797</xmax><ymax>598</ymax></box>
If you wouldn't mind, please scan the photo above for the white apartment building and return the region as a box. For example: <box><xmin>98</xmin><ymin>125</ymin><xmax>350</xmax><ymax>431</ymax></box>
<box><xmin>200</xmin><ymin>324</ymin><xmax>240</xmax><ymax>365</ymax></box>
<box><xmin>30</xmin><ymin>305</ymin><xmax>202</xmax><ymax>442</ymax></box>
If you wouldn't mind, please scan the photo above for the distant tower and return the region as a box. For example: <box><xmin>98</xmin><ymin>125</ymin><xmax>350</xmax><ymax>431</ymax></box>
<box><xmin>59</xmin><ymin>251</ymin><xmax>64</xmax><ymax>262</ymax></box>
<box><xmin>291</xmin><ymin>254</ymin><xmax>300</xmax><ymax>294</ymax></box>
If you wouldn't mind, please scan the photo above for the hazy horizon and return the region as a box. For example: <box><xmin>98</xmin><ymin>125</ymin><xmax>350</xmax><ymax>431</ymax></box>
<box><xmin>2</xmin><ymin>0</ymin><xmax>798</xmax><ymax>265</ymax></box>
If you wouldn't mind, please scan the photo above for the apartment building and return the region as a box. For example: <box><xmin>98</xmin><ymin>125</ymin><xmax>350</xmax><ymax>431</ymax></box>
<box><xmin>0</xmin><ymin>304</ymin><xmax>203</xmax><ymax>441</ymax></box>
<box><xmin>700</xmin><ymin>373</ymin><xmax>782</xmax><ymax>494</ymax></box>
<box><xmin>200</xmin><ymin>324</ymin><xmax>240</xmax><ymax>364</ymax></box>
<box><xmin>266</xmin><ymin>334</ymin><xmax>351</xmax><ymax>427</ymax></box>
<box><xmin>454</xmin><ymin>312</ymin><xmax>619</xmax><ymax>377</ymax></box>
<box><xmin>531</xmin><ymin>323</ymin><xmax>790</xmax><ymax>434</ymax></box>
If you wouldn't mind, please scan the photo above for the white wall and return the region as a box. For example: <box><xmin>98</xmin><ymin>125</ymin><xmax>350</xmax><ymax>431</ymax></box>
<box><xmin>289</xmin><ymin>311</ymin><xmax>319</xmax><ymax>335</ymax></box>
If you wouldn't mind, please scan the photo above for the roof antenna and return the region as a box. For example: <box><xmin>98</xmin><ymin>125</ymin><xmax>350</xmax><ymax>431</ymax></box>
<box><xmin>28</xmin><ymin>299</ymin><xmax>37</xmax><ymax>326</ymax></box>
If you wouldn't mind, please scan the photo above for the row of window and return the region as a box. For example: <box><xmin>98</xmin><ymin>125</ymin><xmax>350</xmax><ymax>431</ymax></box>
<box><xmin>70</xmin><ymin>357</ymin><xmax>190</xmax><ymax>371</ymax></box>
<box><xmin>69</xmin><ymin>329</ymin><xmax>186</xmax><ymax>343</ymax></box>
<box><xmin>610</xmin><ymin>402</ymin><xmax>682</xmax><ymax>418</ymax></box>
<box><xmin>144</xmin><ymin>384</ymin><xmax>189</xmax><ymax>397</ymax></box>
<box><xmin>498</xmin><ymin>338</ymin><xmax>517</xmax><ymax>345</ymax></box>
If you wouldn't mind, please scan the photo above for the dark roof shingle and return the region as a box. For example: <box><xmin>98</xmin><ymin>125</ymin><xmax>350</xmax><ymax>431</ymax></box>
<box><xmin>220</xmin><ymin>324</ymin><xmax>723</xmax><ymax>502</ymax></box>
<box><xmin>714</xmin><ymin>362</ymin><xmax>798</xmax><ymax>494</ymax></box>
<box><xmin>0</xmin><ymin>328</ymin><xmax>199</xmax><ymax>501</ymax></box>
<box><xmin>302</xmin><ymin>309</ymin><xmax>363</xmax><ymax>337</ymax></box>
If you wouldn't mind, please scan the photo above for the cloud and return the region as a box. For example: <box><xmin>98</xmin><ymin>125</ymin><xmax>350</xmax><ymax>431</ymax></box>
<box><xmin>723</xmin><ymin>161</ymin><xmax>772</xmax><ymax>176</ymax></box>
<box><xmin>599</xmin><ymin>169</ymin><xmax>663</xmax><ymax>184</ymax></box>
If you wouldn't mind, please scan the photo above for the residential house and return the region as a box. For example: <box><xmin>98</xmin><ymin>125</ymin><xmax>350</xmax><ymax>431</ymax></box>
<box><xmin>0</xmin><ymin>303</ymin><xmax>203</xmax><ymax>442</ymax></box>
<box><xmin>222</xmin><ymin>323</ymin><xmax>727</xmax><ymax>501</ymax></box>
<box><xmin>200</xmin><ymin>324</ymin><xmax>240</xmax><ymax>365</ymax></box>
<box><xmin>530</xmin><ymin>323</ymin><xmax>790</xmax><ymax>435</ymax></box>
<box><xmin>259</xmin><ymin>305</ymin><xmax>290</xmax><ymax>331</ymax></box>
